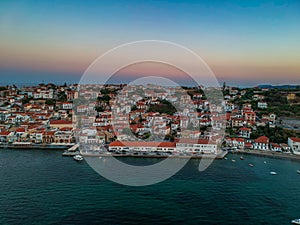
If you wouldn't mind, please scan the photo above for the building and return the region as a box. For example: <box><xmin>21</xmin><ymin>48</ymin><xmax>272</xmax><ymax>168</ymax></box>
<box><xmin>257</xmin><ymin>102</ymin><xmax>268</xmax><ymax>109</ymax></box>
<box><xmin>238</xmin><ymin>127</ymin><xmax>252</xmax><ymax>138</ymax></box>
<box><xmin>270</xmin><ymin>143</ymin><xmax>282</xmax><ymax>152</ymax></box>
<box><xmin>175</xmin><ymin>139</ymin><xmax>218</xmax><ymax>154</ymax></box>
<box><xmin>253</xmin><ymin>136</ymin><xmax>269</xmax><ymax>150</ymax></box>
<box><xmin>288</xmin><ymin>137</ymin><xmax>300</xmax><ymax>155</ymax></box>
<box><xmin>109</xmin><ymin>141</ymin><xmax>176</xmax><ymax>153</ymax></box>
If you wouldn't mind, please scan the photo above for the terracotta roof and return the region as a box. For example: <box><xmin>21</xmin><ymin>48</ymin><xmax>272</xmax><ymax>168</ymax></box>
<box><xmin>0</xmin><ymin>131</ymin><xmax>10</xmax><ymax>136</ymax></box>
<box><xmin>239</xmin><ymin>127</ymin><xmax>251</xmax><ymax>131</ymax></box>
<box><xmin>15</xmin><ymin>128</ymin><xmax>25</xmax><ymax>132</ymax></box>
<box><xmin>255</xmin><ymin>136</ymin><xmax>269</xmax><ymax>143</ymax></box>
<box><xmin>290</xmin><ymin>137</ymin><xmax>300</xmax><ymax>142</ymax></box>
<box><xmin>109</xmin><ymin>141</ymin><xmax>176</xmax><ymax>148</ymax></box>
<box><xmin>50</xmin><ymin>120</ymin><xmax>72</xmax><ymax>125</ymax></box>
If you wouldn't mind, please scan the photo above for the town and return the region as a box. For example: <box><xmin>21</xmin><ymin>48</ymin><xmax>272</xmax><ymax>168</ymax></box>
<box><xmin>0</xmin><ymin>83</ymin><xmax>299</xmax><ymax>158</ymax></box>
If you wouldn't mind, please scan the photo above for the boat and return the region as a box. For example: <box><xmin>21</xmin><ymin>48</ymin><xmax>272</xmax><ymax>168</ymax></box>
<box><xmin>270</xmin><ymin>171</ymin><xmax>277</xmax><ymax>175</ymax></box>
<box><xmin>232</xmin><ymin>159</ymin><xmax>236</xmax><ymax>162</ymax></box>
<box><xmin>291</xmin><ymin>218</ymin><xmax>300</xmax><ymax>224</ymax></box>
<box><xmin>224</xmin><ymin>157</ymin><xmax>227</xmax><ymax>160</ymax></box>
<box><xmin>249</xmin><ymin>164</ymin><xmax>254</xmax><ymax>167</ymax></box>
<box><xmin>297</xmin><ymin>170</ymin><xmax>300</xmax><ymax>174</ymax></box>
<box><xmin>240</xmin><ymin>156</ymin><xmax>244</xmax><ymax>160</ymax></box>
<box><xmin>73</xmin><ymin>155</ymin><xmax>84</xmax><ymax>161</ymax></box>
<box><xmin>264</xmin><ymin>161</ymin><xmax>267</xmax><ymax>164</ymax></box>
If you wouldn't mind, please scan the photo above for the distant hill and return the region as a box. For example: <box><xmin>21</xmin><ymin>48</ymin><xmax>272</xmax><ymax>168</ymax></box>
<box><xmin>257</xmin><ymin>84</ymin><xmax>300</xmax><ymax>89</ymax></box>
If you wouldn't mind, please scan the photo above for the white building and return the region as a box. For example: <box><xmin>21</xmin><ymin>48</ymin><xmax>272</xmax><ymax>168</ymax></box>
<box><xmin>288</xmin><ymin>137</ymin><xmax>300</xmax><ymax>155</ymax></box>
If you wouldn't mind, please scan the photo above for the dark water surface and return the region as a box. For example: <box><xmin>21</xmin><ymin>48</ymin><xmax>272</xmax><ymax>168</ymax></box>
<box><xmin>0</xmin><ymin>149</ymin><xmax>300</xmax><ymax>225</ymax></box>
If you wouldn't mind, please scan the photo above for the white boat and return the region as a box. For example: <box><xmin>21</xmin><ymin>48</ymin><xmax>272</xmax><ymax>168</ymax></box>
<box><xmin>240</xmin><ymin>156</ymin><xmax>244</xmax><ymax>160</ymax></box>
<box><xmin>73</xmin><ymin>155</ymin><xmax>84</xmax><ymax>161</ymax></box>
<box><xmin>297</xmin><ymin>170</ymin><xmax>300</xmax><ymax>174</ymax></box>
<box><xmin>249</xmin><ymin>164</ymin><xmax>254</xmax><ymax>167</ymax></box>
<box><xmin>291</xmin><ymin>218</ymin><xmax>300</xmax><ymax>224</ymax></box>
<box><xmin>232</xmin><ymin>159</ymin><xmax>236</xmax><ymax>162</ymax></box>
<box><xmin>270</xmin><ymin>171</ymin><xmax>277</xmax><ymax>175</ymax></box>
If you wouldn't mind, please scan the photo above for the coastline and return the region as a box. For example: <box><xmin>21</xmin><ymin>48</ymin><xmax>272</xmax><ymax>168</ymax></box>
<box><xmin>232</xmin><ymin>149</ymin><xmax>300</xmax><ymax>161</ymax></box>
<box><xmin>0</xmin><ymin>144</ymin><xmax>72</xmax><ymax>151</ymax></box>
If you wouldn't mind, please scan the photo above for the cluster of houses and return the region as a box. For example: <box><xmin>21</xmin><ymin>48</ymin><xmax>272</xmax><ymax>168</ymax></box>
<box><xmin>0</xmin><ymin>84</ymin><xmax>78</xmax><ymax>145</ymax></box>
<box><xmin>0</xmin><ymin>83</ymin><xmax>299</xmax><ymax>156</ymax></box>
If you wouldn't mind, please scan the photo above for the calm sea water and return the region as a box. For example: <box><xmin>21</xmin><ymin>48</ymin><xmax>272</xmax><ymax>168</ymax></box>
<box><xmin>0</xmin><ymin>149</ymin><xmax>300</xmax><ymax>225</ymax></box>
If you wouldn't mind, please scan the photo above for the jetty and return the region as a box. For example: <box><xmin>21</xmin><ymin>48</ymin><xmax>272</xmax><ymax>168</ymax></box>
<box><xmin>62</xmin><ymin>144</ymin><xmax>80</xmax><ymax>157</ymax></box>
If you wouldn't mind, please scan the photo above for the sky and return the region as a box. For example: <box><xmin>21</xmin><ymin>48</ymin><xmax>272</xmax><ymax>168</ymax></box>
<box><xmin>0</xmin><ymin>0</ymin><xmax>299</xmax><ymax>87</ymax></box>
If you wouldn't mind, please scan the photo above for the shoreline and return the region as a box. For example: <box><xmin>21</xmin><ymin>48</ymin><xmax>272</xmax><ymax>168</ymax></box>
<box><xmin>232</xmin><ymin>149</ymin><xmax>300</xmax><ymax>161</ymax></box>
<box><xmin>2</xmin><ymin>146</ymin><xmax>300</xmax><ymax>161</ymax></box>
<box><xmin>80</xmin><ymin>152</ymin><xmax>227</xmax><ymax>159</ymax></box>
<box><xmin>0</xmin><ymin>144</ymin><xmax>72</xmax><ymax>151</ymax></box>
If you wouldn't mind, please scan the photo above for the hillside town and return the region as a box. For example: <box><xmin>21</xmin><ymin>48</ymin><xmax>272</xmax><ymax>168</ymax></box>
<box><xmin>0</xmin><ymin>83</ymin><xmax>299</xmax><ymax>157</ymax></box>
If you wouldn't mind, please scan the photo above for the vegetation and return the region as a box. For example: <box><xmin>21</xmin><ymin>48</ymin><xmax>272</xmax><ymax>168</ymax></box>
<box><xmin>250</xmin><ymin>125</ymin><xmax>300</xmax><ymax>143</ymax></box>
<box><xmin>148</xmin><ymin>99</ymin><xmax>176</xmax><ymax>115</ymax></box>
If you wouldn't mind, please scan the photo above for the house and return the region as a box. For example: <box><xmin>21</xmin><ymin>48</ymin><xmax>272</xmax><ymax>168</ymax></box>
<box><xmin>258</xmin><ymin>102</ymin><xmax>268</xmax><ymax>109</ymax></box>
<box><xmin>253</xmin><ymin>136</ymin><xmax>269</xmax><ymax>150</ymax></box>
<box><xmin>43</xmin><ymin>131</ymin><xmax>55</xmax><ymax>143</ymax></box>
<box><xmin>0</xmin><ymin>131</ymin><xmax>11</xmax><ymax>143</ymax></box>
<box><xmin>225</xmin><ymin>137</ymin><xmax>245</xmax><ymax>149</ymax></box>
<box><xmin>280</xmin><ymin>143</ymin><xmax>291</xmax><ymax>152</ymax></box>
<box><xmin>244</xmin><ymin>111</ymin><xmax>256</xmax><ymax>123</ymax></box>
<box><xmin>61</xmin><ymin>102</ymin><xmax>73</xmax><ymax>110</ymax></box>
<box><xmin>270</xmin><ymin>143</ymin><xmax>282</xmax><ymax>152</ymax></box>
<box><xmin>288</xmin><ymin>137</ymin><xmax>300</xmax><ymax>155</ymax></box>
<box><xmin>238</xmin><ymin>127</ymin><xmax>252</xmax><ymax>138</ymax></box>
<box><xmin>231</xmin><ymin>118</ymin><xmax>244</xmax><ymax>128</ymax></box>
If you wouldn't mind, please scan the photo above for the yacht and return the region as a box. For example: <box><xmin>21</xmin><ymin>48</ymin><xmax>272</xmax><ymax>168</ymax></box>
<box><xmin>249</xmin><ymin>164</ymin><xmax>254</xmax><ymax>167</ymax></box>
<box><xmin>73</xmin><ymin>155</ymin><xmax>84</xmax><ymax>161</ymax></box>
<box><xmin>291</xmin><ymin>218</ymin><xmax>300</xmax><ymax>224</ymax></box>
<box><xmin>232</xmin><ymin>159</ymin><xmax>236</xmax><ymax>162</ymax></box>
<box><xmin>270</xmin><ymin>171</ymin><xmax>277</xmax><ymax>175</ymax></box>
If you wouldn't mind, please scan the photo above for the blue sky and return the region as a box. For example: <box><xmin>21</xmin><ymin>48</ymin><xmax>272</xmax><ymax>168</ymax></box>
<box><xmin>0</xmin><ymin>0</ymin><xmax>299</xmax><ymax>86</ymax></box>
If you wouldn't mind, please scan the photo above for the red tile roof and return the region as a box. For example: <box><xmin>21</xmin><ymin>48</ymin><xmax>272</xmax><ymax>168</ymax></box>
<box><xmin>290</xmin><ymin>137</ymin><xmax>300</xmax><ymax>142</ymax></box>
<box><xmin>0</xmin><ymin>131</ymin><xmax>10</xmax><ymax>136</ymax></box>
<box><xmin>109</xmin><ymin>141</ymin><xmax>176</xmax><ymax>148</ymax></box>
<box><xmin>50</xmin><ymin>120</ymin><xmax>72</xmax><ymax>125</ymax></box>
<box><xmin>255</xmin><ymin>136</ymin><xmax>269</xmax><ymax>143</ymax></box>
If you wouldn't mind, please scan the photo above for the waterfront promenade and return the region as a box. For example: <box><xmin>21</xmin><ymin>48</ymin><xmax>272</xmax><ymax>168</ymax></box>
<box><xmin>233</xmin><ymin>149</ymin><xmax>300</xmax><ymax>161</ymax></box>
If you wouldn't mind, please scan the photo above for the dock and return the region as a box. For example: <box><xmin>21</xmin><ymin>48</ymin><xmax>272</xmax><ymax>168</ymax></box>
<box><xmin>62</xmin><ymin>144</ymin><xmax>80</xmax><ymax>157</ymax></box>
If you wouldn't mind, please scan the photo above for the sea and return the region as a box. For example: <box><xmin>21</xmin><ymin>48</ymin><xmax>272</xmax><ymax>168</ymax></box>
<box><xmin>0</xmin><ymin>149</ymin><xmax>300</xmax><ymax>225</ymax></box>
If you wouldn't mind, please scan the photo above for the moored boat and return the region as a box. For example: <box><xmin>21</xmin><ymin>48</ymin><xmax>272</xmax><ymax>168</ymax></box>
<box><xmin>297</xmin><ymin>170</ymin><xmax>300</xmax><ymax>174</ymax></box>
<box><xmin>232</xmin><ymin>159</ymin><xmax>236</xmax><ymax>162</ymax></box>
<box><xmin>270</xmin><ymin>171</ymin><xmax>277</xmax><ymax>175</ymax></box>
<box><xmin>73</xmin><ymin>155</ymin><xmax>84</xmax><ymax>161</ymax></box>
<box><xmin>291</xmin><ymin>218</ymin><xmax>300</xmax><ymax>224</ymax></box>
<box><xmin>240</xmin><ymin>156</ymin><xmax>244</xmax><ymax>160</ymax></box>
<box><xmin>249</xmin><ymin>164</ymin><xmax>254</xmax><ymax>167</ymax></box>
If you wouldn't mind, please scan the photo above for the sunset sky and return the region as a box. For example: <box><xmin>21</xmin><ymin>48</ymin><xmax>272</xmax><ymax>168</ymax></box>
<box><xmin>0</xmin><ymin>0</ymin><xmax>299</xmax><ymax>87</ymax></box>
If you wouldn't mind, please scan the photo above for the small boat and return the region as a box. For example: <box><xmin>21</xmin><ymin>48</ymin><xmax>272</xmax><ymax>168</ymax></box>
<box><xmin>264</xmin><ymin>161</ymin><xmax>267</xmax><ymax>164</ymax></box>
<box><xmin>240</xmin><ymin>156</ymin><xmax>244</xmax><ymax>160</ymax></box>
<box><xmin>270</xmin><ymin>171</ymin><xmax>277</xmax><ymax>175</ymax></box>
<box><xmin>232</xmin><ymin>159</ymin><xmax>236</xmax><ymax>162</ymax></box>
<box><xmin>99</xmin><ymin>156</ymin><xmax>102</xmax><ymax>159</ymax></box>
<box><xmin>73</xmin><ymin>155</ymin><xmax>84</xmax><ymax>161</ymax></box>
<box><xmin>224</xmin><ymin>157</ymin><xmax>227</xmax><ymax>160</ymax></box>
<box><xmin>297</xmin><ymin>170</ymin><xmax>300</xmax><ymax>174</ymax></box>
<box><xmin>249</xmin><ymin>164</ymin><xmax>254</xmax><ymax>167</ymax></box>
<box><xmin>291</xmin><ymin>218</ymin><xmax>300</xmax><ymax>224</ymax></box>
